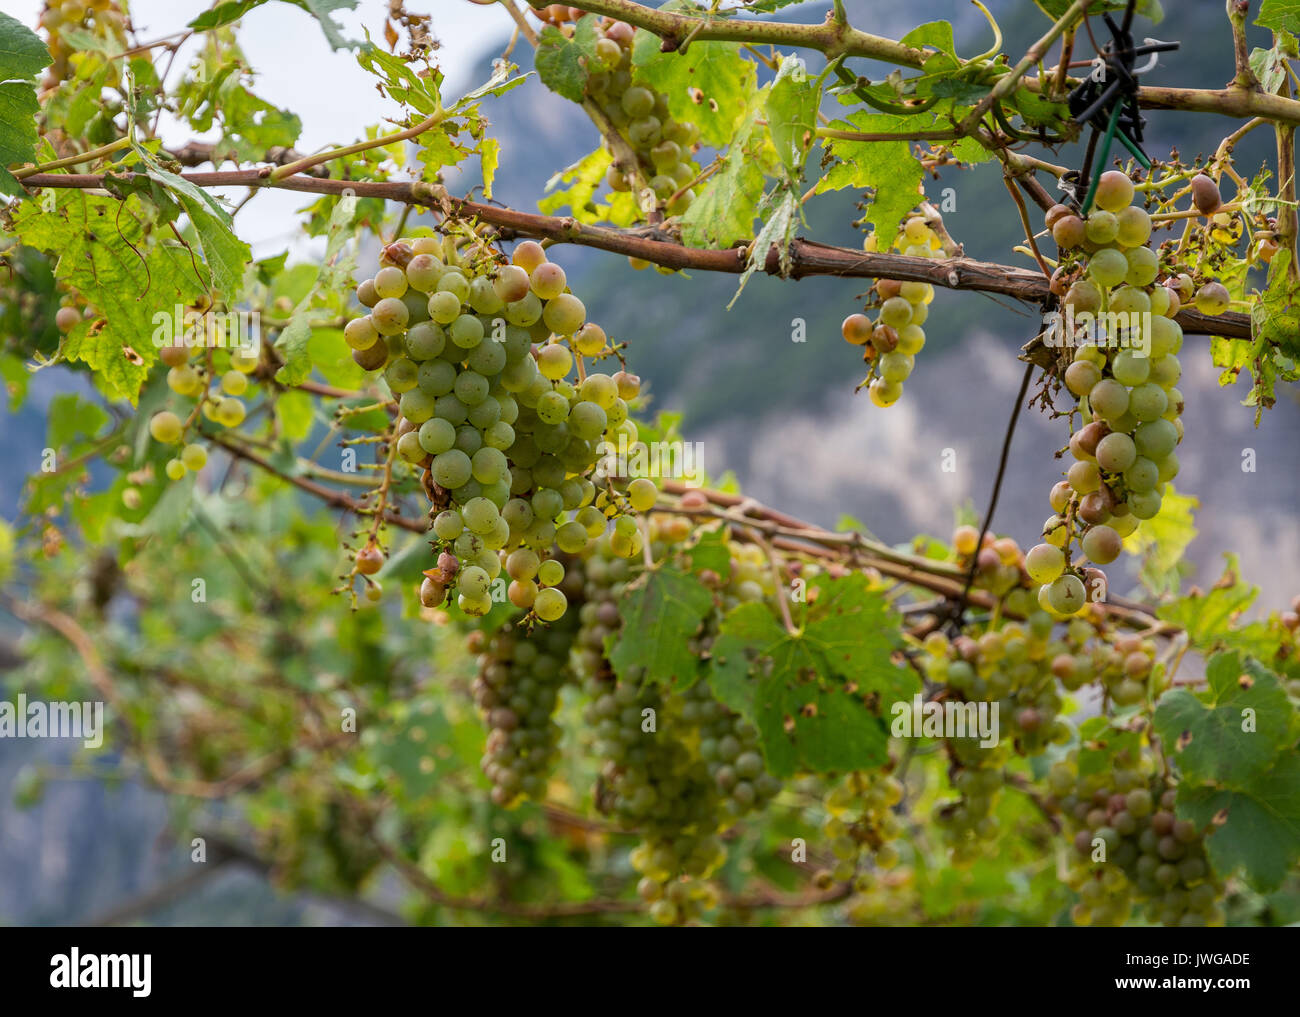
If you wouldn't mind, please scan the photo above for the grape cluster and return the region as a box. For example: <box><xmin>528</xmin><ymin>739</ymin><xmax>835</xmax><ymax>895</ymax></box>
<box><xmin>346</xmin><ymin>236</ymin><xmax>645</xmax><ymax>621</ymax></box>
<box><xmin>573</xmin><ymin>525</ymin><xmax>782</xmax><ymax>922</ymax></box>
<box><xmin>950</xmin><ymin>525</ymin><xmax>1030</xmax><ymax>600</ymax></box>
<box><xmin>577</xmin><ymin>533</ymin><xmax>728</xmax><ymax>925</ymax></box>
<box><xmin>1050</xmin><ymin>624</ymin><xmax>1160</xmax><ymax>707</ymax></box>
<box><xmin>817</xmin><ymin>770</ymin><xmax>906</xmax><ymax>886</ymax></box>
<box><xmin>933</xmin><ymin>742</ymin><xmax>1009</xmax><ymax>864</ymax></box>
<box><xmin>585</xmin><ymin>672</ymin><xmax>727</xmax><ymax>924</ymax></box>
<box><xmin>842</xmin><ymin>213</ymin><xmax>944</xmax><ymax>407</ymax></box>
<box><xmin>920</xmin><ymin>614</ymin><xmax>1070</xmax><ymax>757</ymax></box>
<box><xmin>1031</xmin><ymin>171</ymin><xmax>1188</xmax><ymax>615</ymax></box>
<box><xmin>943</xmin><ymin>523</ymin><xmax>1162</xmax><ymax>712</ymax></box>
<box><xmin>469</xmin><ymin>584</ymin><xmax>582</xmax><ymax>808</ymax></box>
<box><xmin>1050</xmin><ymin>753</ymin><xmax>1224</xmax><ymax>926</ymax></box>
<box><xmin>582</xmin><ymin>19</ymin><xmax>703</xmax><ymax>218</ymax></box>
<box><xmin>146</xmin><ymin>335</ymin><xmax>260</xmax><ymax>480</ymax></box>
<box><xmin>530</xmin><ymin>4</ymin><xmax>585</xmax><ymax>25</ymax></box>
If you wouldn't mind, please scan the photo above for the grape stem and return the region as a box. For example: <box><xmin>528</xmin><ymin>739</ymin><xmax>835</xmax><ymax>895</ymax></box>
<box><xmin>268</xmin><ymin>105</ymin><xmax>449</xmax><ymax>182</ymax></box>
<box><xmin>17</xmin><ymin>169</ymin><xmax>1256</xmax><ymax>339</ymax></box>
<box><xmin>12</xmin><ymin>137</ymin><xmax>132</xmax><ymax>179</ymax></box>
<box><xmin>957</xmin><ymin>0</ymin><xmax>1092</xmax><ymax>137</ymax></box>
<box><xmin>1002</xmin><ymin>174</ymin><xmax>1052</xmax><ymax>278</ymax></box>
<box><xmin>954</xmin><ymin>360</ymin><xmax>1034</xmax><ymax>631</ymax></box>
<box><xmin>207</xmin><ymin>433</ymin><xmax>429</xmax><ymax>534</ymax></box>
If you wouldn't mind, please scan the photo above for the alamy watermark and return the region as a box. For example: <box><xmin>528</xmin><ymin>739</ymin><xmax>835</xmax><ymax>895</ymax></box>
<box><xmin>0</xmin><ymin>694</ymin><xmax>104</xmax><ymax>748</ymax></box>
<box><xmin>595</xmin><ymin>433</ymin><xmax>705</xmax><ymax>483</ymax></box>
<box><xmin>891</xmin><ymin>693</ymin><xmax>999</xmax><ymax>748</ymax></box>
<box><xmin>1042</xmin><ymin>306</ymin><xmax>1151</xmax><ymax>358</ymax></box>
<box><xmin>50</xmin><ymin>949</ymin><xmax>150</xmax><ymax>997</ymax></box>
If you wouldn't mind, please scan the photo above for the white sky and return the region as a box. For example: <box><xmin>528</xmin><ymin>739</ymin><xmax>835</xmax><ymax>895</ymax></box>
<box><xmin>10</xmin><ymin>0</ymin><xmax>514</xmax><ymax>257</ymax></box>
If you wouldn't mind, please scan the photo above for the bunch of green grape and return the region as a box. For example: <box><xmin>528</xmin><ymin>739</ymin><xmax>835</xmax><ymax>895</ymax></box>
<box><xmin>1049</xmin><ymin>751</ymin><xmax>1224</xmax><ymax>926</ymax></box>
<box><xmin>817</xmin><ymin>770</ymin><xmax>906</xmax><ymax>889</ymax></box>
<box><xmin>469</xmin><ymin>584</ymin><xmax>582</xmax><ymax>808</ymax></box>
<box><xmin>842</xmin><ymin>214</ymin><xmax>944</xmax><ymax>407</ymax></box>
<box><xmin>346</xmin><ymin>236</ymin><xmax>646</xmax><ymax>621</ymax></box>
<box><xmin>573</xmin><ymin>523</ymin><xmax>783</xmax><ymax>922</ymax></box>
<box><xmin>1049</xmin><ymin>622</ymin><xmax>1160</xmax><ymax>707</ymax></box>
<box><xmin>585</xmin><ymin>669</ymin><xmax>727</xmax><ymax>924</ymax></box>
<box><xmin>146</xmin><ymin>331</ymin><xmax>260</xmax><ymax>480</ymax></box>
<box><xmin>942</xmin><ymin>524</ymin><xmax>1161</xmax><ymax>709</ymax></box>
<box><xmin>582</xmin><ymin>18</ymin><xmax>703</xmax><ymax>217</ymax></box>
<box><xmin>684</xmin><ymin>676</ymin><xmax>781</xmax><ymax>823</ymax></box>
<box><xmin>949</xmin><ymin>525</ymin><xmax>1032</xmax><ymax>600</ymax></box>
<box><xmin>932</xmin><ymin>738</ymin><xmax>1010</xmax><ymax>865</ymax></box>
<box><xmin>919</xmin><ymin>614</ymin><xmax>1072</xmax><ymax>756</ymax></box>
<box><xmin>1031</xmin><ymin>170</ymin><xmax>1190</xmax><ymax>617</ymax></box>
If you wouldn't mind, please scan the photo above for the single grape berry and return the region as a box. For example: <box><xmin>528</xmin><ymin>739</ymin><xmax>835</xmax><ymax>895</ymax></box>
<box><xmin>1190</xmin><ymin>174</ymin><xmax>1222</xmax><ymax>216</ymax></box>
<box><xmin>841</xmin><ymin>313</ymin><xmax>872</xmax><ymax>346</ymax></box>
<box><xmin>149</xmin><ymin>411</ymin><xmax>183</xmax><ymax>444</ymax></box>
<box><xmin>356</xmin><ymin>545</ymin><xmax>385</xmax><ymax>575</ymax></box>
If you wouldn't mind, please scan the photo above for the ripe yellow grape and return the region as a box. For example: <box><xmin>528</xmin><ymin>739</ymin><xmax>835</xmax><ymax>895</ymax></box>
<box><xmin>149</xmin><ymin>411</ymin><xmax>183</xmax><ymax>444</ymax></box>
<box><xmin>627</xmin><ymin>477</ymin><xmax>657</xmax><ymax>512</ymax></box>
<box><xmin>220</xmin><ymin>370</ymin><xmax>248</xmax><ymax>396</ymax></box>
<box><xmin>180</xmin><ymin>443</ymin><xmax>208</xmax><ymax>471</ymax></box>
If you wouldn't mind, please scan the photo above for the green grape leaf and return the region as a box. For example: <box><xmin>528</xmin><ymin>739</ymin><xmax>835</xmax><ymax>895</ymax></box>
<box><xmin>632</xmin><ymin>24</ymin><xmax>755</xmax><ymax>147</ymax></box>
<box><xmin>0</xmin><ymin>353</ymin><xmax>29</xmax><ymax>410</ymax></box>
<box><xmin>744</xmin><ymin>0</ymin><xmax>813</xmax><ymax>10</ymax></box>
<box><xmin>372</xmin><ymin>700</ymin><xmax>459</xmax><ymax>800</ymax></box>
<box><xmin>765</xmin><ymin>55</ymin><xmax>819</xmax><ymax>178</ymax></box>
<box><xmin>1157</xmin><ymin>553</ymin><xmax>1258</xmax><ymax>651</ymax></box>
<box><xmin>275</xmin><ymin>194</ymin><xmax>358</xmax><ymax>386</ymax></box>
<box><xmin>138</xmin><ymin>162</ymin><xmax>250</xmax><ymax>299</ymax></box>
<box><xmin>1177</xmin><ymin>753</ymin><xmax>1300</xmax><ymax>892</ymax></box>
<box><xmin>274</xmin><ymin>389</ymin><xmax>315</xmax><ymax>441</ymax></box>
<box><xmin>1252</xmin><ymin>248</ymin><xmax>1300</xmax><ymax>361</ymax></box>
<box><xmin>446</xmin><ymin>59</ymin><xmax>528</xmax><ymax>111</ymax></box>
<box><xmin>804</xmin><ymin>575</ymin><xmax>913</xmax><ymax>703</ymax></box>
<box><xmin>928</xmin><ymin>77</ymin><xmax>992</xmax><ymax>104</ymax></box>
<box><xmin>708</xmin><ymin>575</ymin><xmax>909</xmax><ymax>777</ymax></box>
<box><xmin>1008</xmin><ymin>87</ymin><xmax>1070</xmax><ymax>128</ymax></box>
<box><xmin>1258</xmin><ymin>0</ymin><xmax>1300</xmax><ymax>33</ymax></box>
<box><xmin>1154</xmin><ymin>653</ymin><xmax>1292</xmax><ymax>786</ymax></box>
<box><xmin>899</xmin><ymin>21</ymin><xmax>956</xmax><ymax>57</ymax></box>
<box><xmin>685</xmin><ymin>527</ymin><xmax>731</xmax><ymax>576</ymax></box>
<box><xmin>188</xmin><ymin>0</ymin><xmax>360</xmax><ymax>50</ymax></box>
<box><xmin>136</xmin><ymin>475</ymin><xmax>196</xmax><ymax>540</ymax></box>
<box><xmin>539</xmin><ymin>146</ymin><xmax>614</xmax><ymax>221</ymax></box>
<box><xmin>306</xmin><ymin>327</ymin><xmax>365</xmax><ymax>390</ymax></box>
<box><xmin>1249</xmin><ymin>35</ymin><xmax>1295</xmax><ymax>95</ymax></box>
<box><xmin>46</xmin><ymin>393</ymin><xmax>110</xmax><ymax>450</ymax></box>
<box><xmin>1121</xmin><ymin>484</ymin><xmax>1197</xmax><ymax>596</ymax></box>
<box><xmin>0</xmin><ymin>10</ymin><xmax>51</xmax><ymax>80</ymax></box>
<box><xmin>478</xmin><ymin>137</ymin><xmax>500</xmax><ymax>200</ymax></box>
<box><xmin>0</xmin><ymin>84</ymin><xmax>40</xmax><ymax>198</ymax></box>
<box><xmin>680</xmin><ymin>87</ymin><xmax>770</xmax><ymax>246</ymax></box>
<box><xmin>1076</xmin><ymin>716</ymin><xmax>1141</xmax><ymax>777</ymax></box>
<box><xmin>357</xmin><ymin>43</ymin><xmax>441</xmax><ymax>115</ymax></box>
<box><xmin>0</xmin><ymin>12</ymin><xmax>50</xmax><ymax>197</ymax></box>
<box><xmin>1033</xmin><ymin>0</ymin><xmax>1163</xmax><ymax>23</ymax></box>
<box><xmin>815</xmin><ymin>109</ymin><xmax>925</xmax><ymax>246</ymax></box>
<box><xmin>729</xmin><ymin>185</ymin><xmax>800</xmax><ymax>307</ymax></box>
<box><xmin>608</xmin><ymin>565</ymin><xmax>713</xmax><ymax>686</ymax></box>
<box><xmin>11</xmin><ymin>191</ymin><xmax>203</xmax><ymax>403</ymax></box>
<box><xmin>535</xmin><ymin>19</ymin><xmax>601</xmax><ymax>104</ymax></box>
